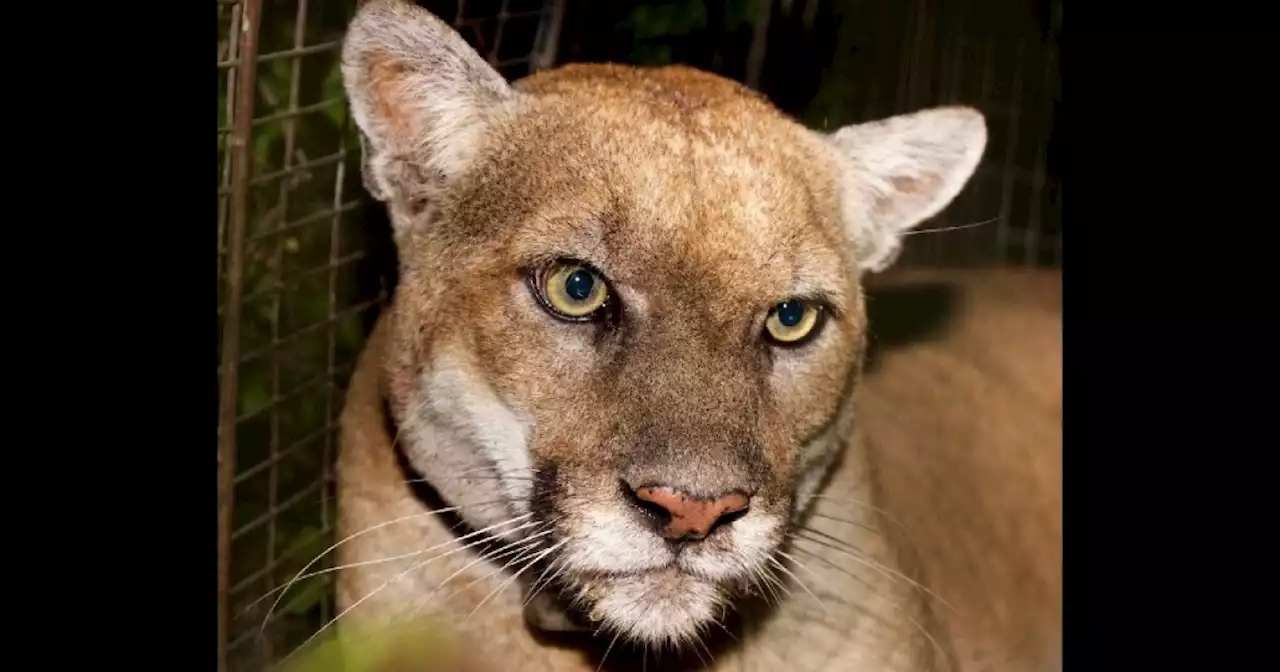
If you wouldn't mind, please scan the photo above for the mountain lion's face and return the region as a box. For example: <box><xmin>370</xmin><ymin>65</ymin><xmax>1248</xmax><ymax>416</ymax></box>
<box><xmin>342</xmin><ymin>0</ymin><xmax>986</xmax><ymax>648</ymax></box>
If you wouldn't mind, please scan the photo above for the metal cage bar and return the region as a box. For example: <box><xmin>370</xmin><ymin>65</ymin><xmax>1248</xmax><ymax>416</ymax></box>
<box><xmin>218</xmin><ymin>2</ymin><xmax>262</xmax><ymax>670</ymax></box>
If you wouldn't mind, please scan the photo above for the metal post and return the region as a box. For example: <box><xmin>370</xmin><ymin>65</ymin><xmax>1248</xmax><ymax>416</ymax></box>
<box><xmin>218</xmin><ymin>0</ymin><xmax>262</xmax><ymax>669</ymax></box>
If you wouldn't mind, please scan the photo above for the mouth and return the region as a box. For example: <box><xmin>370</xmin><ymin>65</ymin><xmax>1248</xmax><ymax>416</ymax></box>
<box><xmin>522</xmin><ymin>532</ymin><xmax>763</xmax><ymax>650</ymax></box>
<box><xmin>568</xmin><ymin>565</ymin><xmax>731</xmax><ymax>647</ymax></box>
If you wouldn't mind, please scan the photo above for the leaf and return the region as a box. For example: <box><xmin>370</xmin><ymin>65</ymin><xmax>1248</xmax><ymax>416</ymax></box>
<box><xmin>281</xmin><ymin>524</ymin><xmax>327</xmax><ymax>558</ymax></box>
<box><xmin>337</xmin><ymin>313</ymin><xmax>364</xmax><ymax>353</ymax></box>
<box><xmin>272</xmin><ymin>525</ymin><xmax>332</xmax><ymax>617</ymax></box>
<box><xmin>321</xmin><ymin>64</ymin><xmax>348</xmax><ymax>128</ymax></box>
<box><xmin>254</xmin><ymin>131</ymin><xmax>278</xmax><ymax>175</ymax></box>
<box><xmin>281</xmin><ymin>616</ymin><xmax>470</xmax><ymax>672</ymax></box>
<box><xmin>282</xmin><ymin>572</ymin><xmax>331</xmax><ymax>616</ymax></box>
<box><xmin>239</xmin><ymin>380</ymin><xmax>271</xmax><ymax>417</ymax></box>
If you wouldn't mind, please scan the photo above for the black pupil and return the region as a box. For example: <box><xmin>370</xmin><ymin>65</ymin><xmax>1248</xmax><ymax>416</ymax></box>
<box><xmin>564</xmin><ymin>269</ymin><xmax>595</xmax><ymax>302</ymax></box>
<box><xmin>776</xmin><ymin>301</ymin><xmax>805</xmax><ymax>328</ymax></box>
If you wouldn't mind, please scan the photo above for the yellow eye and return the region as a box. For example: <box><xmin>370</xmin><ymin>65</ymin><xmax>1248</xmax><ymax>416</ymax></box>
<box><xmin>540</xmin><ymin>262</ymin><xmax>610</xmax><ymax>319</ymax></box>
<box><xmin>764</xmin><ymin>300</ymin><xmax>821</xmax><ymax>344</ymax></box>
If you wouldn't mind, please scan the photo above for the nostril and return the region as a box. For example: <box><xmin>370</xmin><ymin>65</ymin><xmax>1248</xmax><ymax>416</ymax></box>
<box><xmin>711</xmin><ymin>506</ymin><xmax>748</xmax><ymax>533</ymax></box>
<box><xmin>625</xmin><ymin>482</ymin><xmax>752</xmax><ymax>541</ymax></box>
<box><xmin>621</xmin><ymin>479</ymin><xmax>672</xmax><ymax>526</ymax></box>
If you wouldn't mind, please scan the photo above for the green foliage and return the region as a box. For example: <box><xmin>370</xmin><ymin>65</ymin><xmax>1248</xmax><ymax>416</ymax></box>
<box><xmin>281</xmin><ymin>617</ymin><xmax>467</xmax><ymax>672</ymax></box>
<box><xmin>279</xmin><ymin>527</ymin><xmax>333</xmax><ymax>616</ymax></box>
<box><xmin>282</xmin><ymin>574</ymin><xmax>333</xmax><ymax>617</ymax></box>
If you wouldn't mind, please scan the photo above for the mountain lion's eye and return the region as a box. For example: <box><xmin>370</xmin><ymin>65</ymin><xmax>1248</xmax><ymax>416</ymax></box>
<box><xmin>537</xmin><ymin>261</ymin><xmax>610</xmax><ymax>320</ymax></box>
<box><xmin>764</xmin><ymin>300</ymin><xmax>822</xmax><ymax>344</ymax></box>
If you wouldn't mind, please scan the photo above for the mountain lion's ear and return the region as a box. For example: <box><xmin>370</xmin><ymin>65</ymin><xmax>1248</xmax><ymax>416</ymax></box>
<box><xmin>823</xmin><ymin>107</ymin><xmax>987</xmax><ymax>273</ymax></box>
<box><xmin>341</xmin><ymin>0</ymin><xmax>516</xmax><ymax>210</ymax></box>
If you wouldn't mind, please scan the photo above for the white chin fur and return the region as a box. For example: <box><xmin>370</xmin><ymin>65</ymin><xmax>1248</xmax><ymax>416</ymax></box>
<box><xmin>581</xmin><ymin>568</ymin><xmax>726</xmax><ymax>647</ymax></box>
<box><xmin>556</xmin><ymin>510</ymin><xmax>783</xmax><ymax>646</ymax></box>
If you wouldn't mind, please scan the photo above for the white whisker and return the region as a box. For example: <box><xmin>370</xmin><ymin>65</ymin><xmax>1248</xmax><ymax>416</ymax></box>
<box><xmin>804</xmin><ymin>511</ymin><xmax>879</xmax><ymax>534</ymax></box>
<box><xmin>792</xmin><ymin>527</ymin><xmax>953</xmax><ymax>611</ymax></box>
<box><xmin>903</xmin><ymin>216</ymin><xmax>999</xmax><ymax>236</ymax></box>
<box><xmin>688</xmin><ymin>633</ymin><xmax>711</xmax><ymax>668</ymax></box>
<box><xmin>750</xmin><ymin>562</ymin><xmax>789</xmax><ymax>607</ymax></box>
<box><xmin>281</xmin><ymin>534</ymin><xmax>468</xmax><ymax>666</ymax></box>
<box><xmin>776</xmin><ymin>547</ymin><xmax>936</xmax><ymax>669</ymax></box>
<box><xmin>597</xmin><ymin>631</ymin><xmax>622</xmax><ymax>672</ymax></box>
<box><xmin>466</xmin><ymin>539</ymin><xmax>567</xmax><ymax>620</ymax></box>
<box><xmin>410</xmin><ymin>526</ymin><xmax>555</xmax><ymax>619</ymax></box>
<box><xmin>258</xmin><ymin>501</ymin><xmax>514</xmax><ymax>634</ymax></box>
<box><xmin>522</xmin><ymin>556</ymin><xmax>568</xmax><ymax>609</ymax></box>
<box><xmin>768</xmin><ymin>555</ymin><xmax>833</xmax><ymax>619</ymax></box>
<box><xmin>806</xmin><ymin>494</ymin><xmax>909</xmax><ymax>530</ymax></box>
<box><xmin>244</xmin><ymin>516</ymin><xmax>540</xmax><ymax>612</ymax></box>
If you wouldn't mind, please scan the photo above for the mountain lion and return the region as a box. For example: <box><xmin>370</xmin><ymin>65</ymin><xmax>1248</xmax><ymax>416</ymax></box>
<box><xmin>306</xmin><ymin>1</ymin><xmax>1062</xmax><ymax>670</ymax></box>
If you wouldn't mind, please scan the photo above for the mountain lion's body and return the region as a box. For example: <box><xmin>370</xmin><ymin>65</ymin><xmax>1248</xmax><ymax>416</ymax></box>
<box><xmin>324</xmin><ymin>2</ymin><xmax>1061</xmax><ymax>670</ymax></box>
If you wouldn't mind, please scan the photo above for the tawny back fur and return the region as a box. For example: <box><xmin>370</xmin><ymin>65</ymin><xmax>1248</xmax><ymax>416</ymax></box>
<box><xmin>309</xmin><ymin>2</ymin><xmax>1062</xmax><ymax>671</ymax></box>
<box><xmin>858</xmin><ymin>267</ymin><xmax>1062</xmax><ymax>671</ymax></box>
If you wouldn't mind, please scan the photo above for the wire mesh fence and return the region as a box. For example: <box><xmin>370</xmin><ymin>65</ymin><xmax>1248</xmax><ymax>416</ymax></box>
<box><xmin>216</xmin><ymin>1</ymin><xmax>565</xmax><ymax>669</ymax></box>
<box><xmin>216</xmin><ymin>0</ymin><xmax>1058</xmax><ymax>669</ymax></box>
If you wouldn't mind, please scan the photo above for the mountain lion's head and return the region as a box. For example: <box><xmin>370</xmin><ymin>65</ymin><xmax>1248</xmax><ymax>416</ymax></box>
<box><xmin>341</xmin><ymin>0</ymin><xmax>986</xmax><ymax>649</ymax></box>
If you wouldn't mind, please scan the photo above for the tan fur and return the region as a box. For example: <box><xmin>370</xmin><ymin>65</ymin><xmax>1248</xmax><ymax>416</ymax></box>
<box><xmin>324</xmin><ymin>2</ymin><xmax>1060</xmax><ymax>670</ymax></box>
<box><xmin>858</xmin><ymin>267</ymin><xmax>1062</xmax><ymax>672</ymax></box>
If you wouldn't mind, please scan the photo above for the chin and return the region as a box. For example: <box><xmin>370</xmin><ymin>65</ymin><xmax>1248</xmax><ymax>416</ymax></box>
<box><xmin>572</xmin><ymin>567</ymin><xmax>731</xmax><ymax>648</ymax></box>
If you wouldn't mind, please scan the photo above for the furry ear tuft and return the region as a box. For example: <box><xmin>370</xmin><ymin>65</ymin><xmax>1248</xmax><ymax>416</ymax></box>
<box><xmin>341</xmin><ymin>0</ymin><xmax>515</xmax><ymax>214</ymax></box>
<box><xmin>823</xmin><ymin>106</ymin><xmax>988</xmax><ymax>273</ymax></box>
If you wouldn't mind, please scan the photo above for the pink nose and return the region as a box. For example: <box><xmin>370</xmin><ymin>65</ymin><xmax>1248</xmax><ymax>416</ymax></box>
<box><xmin>630</xmin><ymin>485</ymin><xmax>751</xmax><ymax>540</ymax></box>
